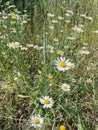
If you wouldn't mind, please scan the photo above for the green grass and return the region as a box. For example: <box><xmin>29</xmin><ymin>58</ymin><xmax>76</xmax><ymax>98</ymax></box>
<box><xmin>0</xmin><ymin>0</ymin><xmax>98</xmax><ymax>130</ymax></box>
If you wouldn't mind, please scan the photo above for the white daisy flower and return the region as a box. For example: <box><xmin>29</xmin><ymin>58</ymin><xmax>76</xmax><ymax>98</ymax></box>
<box><xmin>83</xmin><ymin>42</ymin><xmax>88</xmax><ymax>46</ymax></box>
<box><xmin>85</xmin><ymin>16</ymin><xmax>93</xmax><ymax>21</ymax></box>
<box><xmin>2</xmin><ymin>16</ymin><xmax>8</xmax><ymax>19</ymax></box>
<box><xmin>52</xmin><ymin>20</ymin><xmax>58</xmax><ymax>23</ymax></box>
<box><xmin>65</xmin><ymin>20</ymin><xmax>70</xmax><ymax>23</ymax></box>
<box><xmin>7</xmin><ymin>42</ymin><xmax>20</xmax><ymax>49</ymax></box>
<box><xmin>40</xmin><ymin>96</ymin><xmax>54</xmax><ymax>108</ymax></box>
<box><xmin>27</xmin><ymin>44</ymin><xmax>34</xmax><ymax>48</ymax></box>
<box><xmin>49</xmin><ymin>26</ymin><xmax>54</xmax><ymax>29</ymax></box>
<box><xmin>11</xmin><ymin>13</ymin><xmax>19</xmax><ymax>20</ymax></box>
<box><xmin>47</xmin><ymin>13</ymin><xmax>54</xmax><ymax>17</ymax></box>
<box><xmin>70</xmin><ymin>63</ymin><xmax>75</xmax><ymax>69</ymax></box>
<box><xmin>79</xmin><ymin>24</ymin><xmax>84</xmax><ymax>28</ymax></box>
<box><xmin>20</xmin><ymin>47</ymin><xmax>28</xmax><ymax>51</ymax></box>
<box><xmin>65</xmin><ymin>13</ymin><xmax>70</xmax><ymax>17</ymax></box>
<box><xmin>80</xmin><ymin>50</ymin><xmax>90</xmax><ymax>55</ymax></box>
<box><xmin>58</xmin><ymin>16</ymin><xmax>64</xmax><ymax>20</ymax></box>
<box><xmin>57</xmin><ymin>50</ymin><xmax>64</xmax><ymax>56</ymax></box>
<box><xmin>67</xmin><ymin>37</ymin><xmax>75</xmax><ymax>40</ymax></box>
<box><xmin>5</xmin><ymin>1</ymin><xmax>10</xmax><ymax>5</ymax></box>
<box><xmin>11</xmin><ymin>28</ymin><xmax>16</xmax><ymax>33</ymax></box>
<box><xmin>72</xmin><ymin>26</ymin><xmax>84</xmax><ymax>33</ymax></box>
<box><xmin>86</xmin><ymin>78</ymin><xmax>92</xmax><ymax>83</ymax></box>
<box><xmin>80</xmin><ymin>14</ymin><xmax>86</xmax><ymax>18</ymax></box>
<box><xmin>66</xmin><ymin>10</ymin><xmax>74</xmax><ymax>15</ymax></box>
<box><xmin>60</xmin><ymin>30</ymin><xmax>64</xmax><ymax>32</ymax></box>
<box><xmin>55</xmin><ymin>57</ymin><xmax>71</xmax><ymax>72</ymax></box>
<box><xmin>49</xmin><ymin>49</ymin><xmax>54</xmax><ymax>53</ymax></box>
<box><xmin>22</xmin><ymin>20</ymin><xmax>28</xmax><ymax>24</ymax></box>
<box><xmin>61</xmin><ymin>83</ymin><xmax>71</xmax><ymax>92</ymax></box>
<box><xmin>30</xmin><ymin>114</ymin><xmax>44</xmax><ymax>128</ymax></box>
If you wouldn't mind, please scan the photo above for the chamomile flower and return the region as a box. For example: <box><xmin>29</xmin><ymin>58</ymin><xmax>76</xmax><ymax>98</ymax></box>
<box><xmin>70</xmin><ymin>63</ymin><xmax>75</xmax><ymax>69</ymax></box>
<box><xmin>61</xmin><ymin>83</ymin><xmax>71</xmax><ymax>92</ymax></box>
<box><xmin>80</xmin><ymin>50</ymin><xmax>90</xmax><ymax>55</ymax></box>
<box><xmin>27</xmin><ymin>44</ymin><xmax>34</xmax><ymax>48</ymax></box>
<box><xmin>65</xmin><ymin>13</ymin><xmax>70</xmax><ymax>17</ymax></box>
<box><xmin>40</xmin><ymin>96</ymin><xmax>54</xmax><ymax>108</ymax></box>
<box><xmin>67</xmin><ymin>37</ymin><xmax>75</xmax><ymax>40</ymax></box>
<box><xmin>12</xmin><ymin>13</ymin><xmax>19</xmax><ymax>20</ymax></box>
<box><xmin>52</xmin><ymin>20</ymin><xmax>58</xmax><ymax>23</ymax></box>
<box><xmin>57</xmin><ymin>50</ymin><xmax>64</xmax><ymax>56</ymax></box>
<box><xmin>2</xmin><ymin>16</ymin><xmax>8</xmax><ymax>19</ymax></box>
<box><xmin>58</xmin><ymin>16</ymin><xmax>64</xmax><ymax>20</ymax></box>
<box><xmin>49</xmin><ymin>25</ymin><xmax>54</xmax><ymax>29</ymax></box>
<box><xmin>5</xmin><ymin>1</ymin><xmax>10</xmax><ymax>5</ymax></box>
<box><xmin>20</xmin><ymin>47</ymin><xmax>28</xmax><ymax>51</ymax></box>
<box><xmin>49</xmin><ymin>49</ymin><xmax>54</xmax><ymax>53</ymax></box>
<box><xmin>85</xmin><ymin>16</ymin><xmax>93</xmax><ymax>21</ymax></box>
<box><xmin>60</xmin><ymin>30</ymin><xmax>64</xmax><ymax>33</ymax></box>
<box><xmin>30</xmin><ymin>115</ymin><xmax>44</xmax><ymax>128</ymax></box>
<box><xmin>47</xmin><ymin>13</ymin><xmax>54</xmax><ymax>17</ymax></box>
<box><xmin>80</xmin><ymin>14</ymin><xmax>86</xmax><ymax>18</ymax></box>
<box><xmin>60</xmin><ymin>125</ymin><xmax>66</xmax><ymax>130</ymax></box>
<box><xmin>72</xmin><ymin>25</ymin><xmax>84</xmax><ymax>33</ymax></box>
<box><xmin>22</xmin><ymin>20</ymin><xmax>28</xmax><ymax>24</ymax></box>
<box><xmin>86</xmin><ymin>78</ymin><xmax>92</xmax><ymax>83</ymax></box>
<box><xmin>83</xmin><ymin>42</ymin><xmax>88</xmax><ymax>46</ymax></box>
<box><xmin>65</xmin><ymin>20</ymin><xmax>70</xmax><ymax>23</ymax></box>
<box><xmin>66</xmin><ymin>10</ymin><xmax>74</xmax><ymax>15</ymax></box>
<box><xmin>11</xmin><ymin>28</ymin><xmax>16</xmax><ymax>33</ymax></box>
<box><xmin>7</xmin><ymin>42</ymin><xmax>20</xmax><ymax>49</ymax></box>
<box><xmin>55</xmin><ymin>57</ymin><xmax>71</xmax><ymax>72</ymax></box>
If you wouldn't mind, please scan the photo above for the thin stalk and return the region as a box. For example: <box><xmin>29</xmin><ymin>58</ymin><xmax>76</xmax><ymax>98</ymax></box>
<box><xmin>43</xmin><ymin>15</ymin><xmax>47</xmax><ymax>64</ymax></box>
<box><xmin>92</xmin><ymin>78</ymin><xmax>96</xmax><ymax>128</ymax></box>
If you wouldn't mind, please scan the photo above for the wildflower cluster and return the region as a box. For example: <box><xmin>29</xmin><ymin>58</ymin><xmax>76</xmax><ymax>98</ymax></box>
<box><xmin>0</xmin><ymin>0</ymin><xmax>97</xmax><ymax>130</ymax></box>
<box><xmin>29</xmin><ymin>1</ymin><xmax>96</xmax><ymax>128</ymax></box>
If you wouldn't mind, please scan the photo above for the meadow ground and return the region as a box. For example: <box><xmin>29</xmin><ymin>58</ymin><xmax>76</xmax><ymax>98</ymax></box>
<box><xmin>0</xmin><ymin>0</ymin><xmax>98</xmax><ymax>130</ymax></box>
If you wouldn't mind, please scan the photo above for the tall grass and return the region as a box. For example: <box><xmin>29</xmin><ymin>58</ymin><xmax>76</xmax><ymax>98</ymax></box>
<box><xmin>0</xmin><ymin>0</ymin><xmax>98</xmax><ymax>130</ymax></box>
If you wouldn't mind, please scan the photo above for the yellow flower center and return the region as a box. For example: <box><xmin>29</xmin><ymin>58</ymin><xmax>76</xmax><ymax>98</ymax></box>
<box><xmin>60</xmin><ymin>125</ymin><xmax>66</xmax><ymax>130</ymax></box>
<box><xmin>13</xmin><ymin>43</ymin><xmax>18</xmax><ymax>48</ymax></box>
<box><xmin>87</xmin><ymin>79</ymin><xmax>92</xmax><ymax>83</ymax></box>
<box><xmin>13</xmin><ymin>14</ymin><xmax>18</xmax><ymax>19</ymax></box>
<box><xmin>11</xmin><ymin>28</ymin><xmax>15</xmax><ymax>32</ymax></box>
<box><xmin>63</xmin><ymin>86</ymin><xmax>68</xmax><ymax>90</ymax></box>
<box><xmin>44</xmin><ymin>99</ymin><xmax>50</xmax><ymax>104</ymax></box>
<box><xmin>57</xmin><ymin>50</ymin><xmax>63</xmax><ymax>56</ymax></box>
<box><xmin>48</xmin><ymin>75</ymin><xmax>53</xmax><ymax>79</ymax></box>
<box><xmin>59</xmin><ymin>61</ymin><xmax>67</xmax><ymax>68</ymax></box>
<box><xmin>34</xmin><ymin>118</ymin><xmax>40</xmax><ymax>124</ymax></box>
<box><xmin>79</xmin><ymin>29</ymin><xmax>83</xmax><ymax>33</ymax></box>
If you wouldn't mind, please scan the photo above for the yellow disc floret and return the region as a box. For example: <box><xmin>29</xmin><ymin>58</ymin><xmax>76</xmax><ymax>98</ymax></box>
<box><xmin>13</xmin><ymin>13</ymin><xmax>18</xmax><ymax>19</ymax></box>
<box><xmin>13</xmin><ymin>43</ymin><xmax>18</xmax><ymax>48</ymax></box>
<box><xmin>60</xmin><ymin>125</ymin><xmax>66</xmax><ymax>130</ymax></box>
<box><xmin>48</xmin><ymin>75</ymin><xmax>53</xmax><ymax>79</ymax></box>
<box><xmin>44</xmin><ymin>99</ymin><xmax>50</xmax><ymax>104</ymax></box>
<box><xmin>63</xmin><ymin>86</ymin><xmax>68</xmax><ymax>90</ymax></box>
<box><xmin>34</xmin><ymin>118</ymin><xmax>40</xmax><ymax>124</ymax></box>
<box><xmin>57</xmin><ymin>50</ymin><xmax>63</xmax><ymax>56</ymax></box>
<box><xmin>59</xmin><ymin>61</ymin><xmax>67</xmax><ymax>68</ymax></box>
